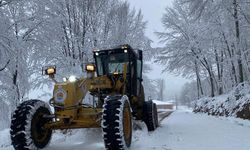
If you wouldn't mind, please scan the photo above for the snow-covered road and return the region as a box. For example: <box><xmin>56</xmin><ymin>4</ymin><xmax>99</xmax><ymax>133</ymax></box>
<box><xmin>133</xmin><ymin>109</ymin><xmax>250</xmax><ymax>150</ymax></box>
<box><xmin>1</xmin><ymin>109</ymin><xmax>250</xmax><ymax>150</ymax></box>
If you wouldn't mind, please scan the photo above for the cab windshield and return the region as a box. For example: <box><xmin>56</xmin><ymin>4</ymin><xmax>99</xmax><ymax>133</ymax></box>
<box><xmin>96</xmin><ymin>53</ymin><xmax>129</xmax><ymax>76</ymax></box>
<box><xmin>108</xmin><ymin>62</ymin><xmax>128</xmax><ymax>74</ymax></box>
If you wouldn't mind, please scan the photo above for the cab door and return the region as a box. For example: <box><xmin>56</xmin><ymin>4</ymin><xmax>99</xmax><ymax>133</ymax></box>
<box><xmin>136</xmin><ymin>51</ymin><xmax>143</xmax><ymax>96</ymax></box>
<box><xmin>136</xmin><ymin>59</ymin><xmax>142</xmax><ymax>96</ymax></box>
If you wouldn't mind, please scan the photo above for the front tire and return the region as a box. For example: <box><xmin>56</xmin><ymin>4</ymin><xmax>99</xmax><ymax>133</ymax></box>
<box><xmin>10</xmin><ymin>100</ymin><xmax>52</xmax><ymax>150</ymax></box>
<box><xmin>102</xmin><ymin>95</ymin><xmax>132</xmax><ymax>150</ymax></box>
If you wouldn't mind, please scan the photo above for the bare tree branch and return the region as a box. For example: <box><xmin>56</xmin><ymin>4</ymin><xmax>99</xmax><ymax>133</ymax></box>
<box><xmin>0</xmin><ymin>59</ymin><xmax>10</xmax><ymax>71</ymax></box>
<box><xmin>0</xmin><ymin>0</ymin><xmax>14</xmax><ymax>7</ymax></box>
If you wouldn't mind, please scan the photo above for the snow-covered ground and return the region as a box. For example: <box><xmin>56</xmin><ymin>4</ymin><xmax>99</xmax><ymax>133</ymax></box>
<box><xmin>1</xmin><ymin>108</ymin><xmax>250</xmax><ymax>150</ymax></box>
<box><xmin>193</xmin><ymin>83</ymin><xmax>250</xmax><ymax>118</ymax></box>
<box><xmin>134</xmin><ymin>110</ymin><xmax>250</xmax><ymax>150</ymax></box>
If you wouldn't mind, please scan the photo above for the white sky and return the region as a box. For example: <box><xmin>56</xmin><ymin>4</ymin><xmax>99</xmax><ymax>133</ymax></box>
<box><xmin>127</xmin><ymin>0</ymin><xmax>189</xmax><ymax>100</ymax></box>
<box><xmin>127</xmin><ymin>0</ymin><xmax>173</xmax><ymax>47</ymax></box>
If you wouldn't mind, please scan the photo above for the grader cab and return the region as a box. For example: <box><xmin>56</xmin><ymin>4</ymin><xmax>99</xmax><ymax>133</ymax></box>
<box><xmin>10</xmin><ymin>45</ymin><xmax>158</xmax><ymax>150</ymax></box>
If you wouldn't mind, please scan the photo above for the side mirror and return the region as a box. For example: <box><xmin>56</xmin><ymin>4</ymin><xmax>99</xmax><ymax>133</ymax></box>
<box><xmin>42</xmin><ymin>66</ymin><xmax>56</xmax><ymax>76</ymax></box>
<box><xmin>148</xmin><ymin>96</ymin><xmax>152</xmax><ymax>101</ymax></box>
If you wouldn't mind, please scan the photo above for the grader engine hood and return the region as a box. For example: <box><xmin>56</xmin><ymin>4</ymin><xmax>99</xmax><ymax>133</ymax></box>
<box><xmin>52</xmin><ymin>76</ymin><xmax>114</xmax><ymax>106</ymax></box>
<box><xmin>54</xmin><ymin>85</ymin><xmax>67</xmax><ymax>104</ymax></box>
<box><xmin>89</xmin><ymin>76</ymin><xmax>113</xmax><ymax>93</ymax></box>
<box><xmin>53</xmin><ymin>82</ymin><xmax>79</xmax><ymax>106</ymax></box>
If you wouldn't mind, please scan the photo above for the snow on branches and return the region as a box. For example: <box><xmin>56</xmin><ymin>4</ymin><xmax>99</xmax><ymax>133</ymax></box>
<box><xmin>156</xmin><ymin>0</ymin><xmax>250</xmax><ymax>102</ymax></box>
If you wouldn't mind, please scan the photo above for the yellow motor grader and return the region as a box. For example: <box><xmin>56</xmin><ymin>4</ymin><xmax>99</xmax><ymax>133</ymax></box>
<box><xmin>10</xmin><ymin>45</ymin><xmax>158</xmax><ymax>150</ymax></box>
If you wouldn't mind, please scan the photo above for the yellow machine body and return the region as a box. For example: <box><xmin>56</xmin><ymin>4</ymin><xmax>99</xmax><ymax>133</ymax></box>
<box><xmin>45</xmin><ymin>69</ymin><xmax>128</xmax><ymax>130</ymax></box>
<box><xmin>10</xmin><ymin>45</ymin><xmax>148</xmax><ymax>150</ymax></box>
<box><xmin>44</xmin><ymin>45</ymin><xmax>145</xmax><ymax>130</ymax></box>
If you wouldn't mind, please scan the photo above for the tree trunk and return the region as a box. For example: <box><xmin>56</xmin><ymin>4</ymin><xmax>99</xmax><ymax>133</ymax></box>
<box><xmin>233</xmin><ymin>0</ymin><xmax>244</xmax><ymax>83</ymax></box>
<box><xmin>215</xmin><ymin>49</ymin><xmax>223</xmax><ymax>95</ymax></box>
<box><xmin>195</xmin><ymin>60</ymin><xmax>203</xmax><ymax>98</ymax></box>
<box><xmin>202</xmin><ymin>58</ymin><xmax>215</xmax><ymax>97</ymax></box>
<box><xmin>222</xmin><ymin>32</ymin><xmax>237</xmax><ymax>86</ymax></box>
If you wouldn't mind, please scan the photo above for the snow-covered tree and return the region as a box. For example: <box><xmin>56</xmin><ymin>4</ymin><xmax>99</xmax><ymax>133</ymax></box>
<box><xmin>0</xmin><ymin>0</ymin><xmax>155</xmax><ymax>128</ymax></box>
<box><xmin>156</xmin><ymin>0</ymin><xmax>250</xmax><ymax>99</ymax></box>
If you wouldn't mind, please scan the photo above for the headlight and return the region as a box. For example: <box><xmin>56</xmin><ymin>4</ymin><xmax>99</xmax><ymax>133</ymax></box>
<box><xmin>86</xmin><ymin>64</ymin><xmax>95</xmax><ymax>72</ymax></box>
<box><xmin>43</xmin><ymin>66</ymin><xmax>56</xmax><ymax>75</ymax></box>
<box><xmin>47</xmin><ymin>68</ymin><xmax>55</xmax><ymax>74</ymax></box>
<box><xmin>63</xmin><ymin>77</ymin><xmax>67</xmax><ymax>82</ymax></box>
<box><xmin>68</xmin><ymin>75</ymin><xmax>77</xmax><ymax>82</ymax></box>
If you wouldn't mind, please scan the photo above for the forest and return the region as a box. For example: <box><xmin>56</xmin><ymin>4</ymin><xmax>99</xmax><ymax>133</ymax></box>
<box><xmin>1</xmin><ymin>0</ymin><xmax>250</xmax><ymax>149</ymax></box>
<box><xmin>156</xmin><ymin>0</ymin><xmax>250</xmax><ymax>105</ymax></box>
<box><xmin>0</xmin><ymin>0</ymin><xmax>159</xmax><ymax>129</ymax></box>
<box><xmin>1</xmin><ymin>0</ymin><xmax>250</xmax><ymax>128</ymax></box>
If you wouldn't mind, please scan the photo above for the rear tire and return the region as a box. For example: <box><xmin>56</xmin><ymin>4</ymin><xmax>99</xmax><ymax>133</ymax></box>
<box><xmin>10</xmin><ymin>100</ymin><xmax>52</xmax><ymax>150</ymax></box>
<box><xmin>153</xmin><ymin>103</ymin><xmax>159</xmax><ymax>127</ymax></box>
<box><xmin>143</xmin><ymin>101</ymin><xmax>158</xmax><ymax>131</ymax></box>
<box><xmin>102</xmin><ymin>95</ymin><xmax>132</xmax><ymax>150</ymax></box>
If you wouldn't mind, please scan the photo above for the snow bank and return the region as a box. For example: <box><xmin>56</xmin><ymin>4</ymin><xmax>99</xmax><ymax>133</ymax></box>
<box><xmin>0</xmin><ymin>129</ymin><xmax>11</xmax><ymax>149</ymax></box>
<box><xmin>0</xmin><ymin>99</ymin><xmax>11</xmax><ymax>130</ymax></box>
<box><xmin>193</xmin><ymin>83</ymin><xmax>250</xmax><ymax>119</ymax></box>
<box><xmin>153</xmin><ymin>100</ymin><xmax>175</xmax><ymax>111</ymax></box>
<box><xmin>152</xmin><ymin>100</ymin><xmax>173</xmax><ymax>105</ymax></box>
